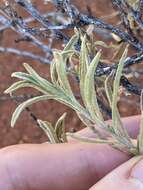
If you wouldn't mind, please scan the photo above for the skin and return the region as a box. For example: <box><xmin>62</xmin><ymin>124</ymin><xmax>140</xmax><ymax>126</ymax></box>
<box><xmin>90</xmin><ymin>155</ymin><xmax>143</xmax><ymax>190</ymax></box>
<box><xmin>0</xmin><ymin>115</ymin><xmax>141</xmax><ymax>190</ymax></box>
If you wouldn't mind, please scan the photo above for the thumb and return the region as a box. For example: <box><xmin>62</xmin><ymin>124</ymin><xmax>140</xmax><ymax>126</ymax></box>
<box><xmin>90</xmin><ymin>156</ymin><xmax>143</xmax><ymax>190</ymax></box>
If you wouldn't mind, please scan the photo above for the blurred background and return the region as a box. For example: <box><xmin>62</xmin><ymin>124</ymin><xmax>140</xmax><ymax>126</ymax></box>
<box><xmin>0</xmin><ymin>0</ymin><xmax>141</xmax><ymax>147</ymax></box>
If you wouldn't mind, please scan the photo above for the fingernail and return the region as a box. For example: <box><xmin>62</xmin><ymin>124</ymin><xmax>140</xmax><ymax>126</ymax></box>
<box><xmin>130</xmin><ymin>158</ymin><xmax>143</xmax><ymax>183</ymax></box>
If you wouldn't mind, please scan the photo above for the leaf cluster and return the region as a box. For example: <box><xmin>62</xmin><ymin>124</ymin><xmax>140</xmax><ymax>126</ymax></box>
<box><xmin>5</xmin><ymin>31</ymin><xmax>143</xmax><ymax>155</ymax></box>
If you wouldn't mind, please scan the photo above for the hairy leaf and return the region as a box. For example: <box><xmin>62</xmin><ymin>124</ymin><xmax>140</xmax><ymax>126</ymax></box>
<box><xmin>105</xmin><ymin>71</ymin><xmax>114</xmax><ymax>106</ymax></box>
<box><xmin>64</xmin><ymin>33</ymin><xmax>79</xmax><ymax>52</ymax></box>
<box><xmin>67</xmin><ymin>133</ymin><xmax>116</xmax><ymax>144</ymax></box>
<box><xmin>11</xmin><ymin>95</ymin><xmax>56</xmax><ymax>127</ymax></box>
<box><xmin>84</xmin><ymin>51</ymin><xmax>104</xmax><ymax>125</ymax></box>
<box><xmin>79</xmin><ymin>35</ymin><xmax>89</xmax><ymax>102</ymax></box>
<box><xmin>112</xmin><ymin>48</ymin><xmax>131</xmax><ymax>143</ymax></box>
<box><xmin>55</xmin><ymin>112</ymin><xmax>67</xmax><ymax>143</ymax></box>
<box><xmin>54</xmin><ymin>51</ymin><xmax>75</xmax><ymax>97</ymax></box>
<box><xmin>38</xmin><ymin>120</ymin><xmax>59</xmax><ymax>143</ymax></box>
<box><xmin>23</xmin><ymin>63</ymin><xmax>58</xmax><ymax>94</ymax></box>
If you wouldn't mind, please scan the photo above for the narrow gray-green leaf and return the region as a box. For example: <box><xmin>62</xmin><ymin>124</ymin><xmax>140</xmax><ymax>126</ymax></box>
<box><xmin>23</xmin><ymin>63</ymin><xmax>57</xmax><ymax>94</ymax></box>
<box><xmin>84</xmin><ymin>51</ymin><xmax>104</xmax><ymax>122</ymax></box>
<box><xmin>67</xmin><ymin>133</ymin><xmax>115</xmax><ymax>144</ymax></box>
<box><xmin>76</xmin><ymin>111</ymin><xmax>93</xmax><ymax>127</ymax></box>
<box><xmin>5</xmin><ymin>81</ymin><xmax>49</xmax><ymax>95</ymax></box>
<box><xmin>11</xmin><ymin>95</ymin><xmax>56</xmax><ymax>127</ymax></box>
<box><xmin>55</xmin><ymin>113</ymin><xmax>67</xmax><ymax>143</ymax></box>
<box><xmin>54</xmin><ymin>51</ymin><xmax>75</xmax><ymax>97</ymax></box>
<box><xmin>4</xmin><ymin>81</ymin><xmax>28</xmax><ymax>94</ymax></box>
<box><xmin>105</xmin><ymin>71</ymin><xmax>114</xmax><ymax>106</ymax></box>
<box><xmin>62</xmin><ymin>50</ymin><xmax>75</xmax><ymax>60</ymax></box>
<box><xmin>64</xmin><ymin>34</ymin><xmax>79</xmax><ymax>51</ymax></box>
<box><xmin>79</xmin><ymin>35</ymin><xmax>89</xmax><ymax>102</ymax></box>
<box><xmin>12</xmin><ymin>72</ymin><xmax>37</xmax><ymax>84</ymax></box>
<box><xmin>76</xmin><ymin>111</ymin><xmax>108</xmax><ymax>137</ymax></box>
<box><xmin>112</xmin><ymin>48</ymin><xmax>131</xmax><ymax>142</ymax></box>
<box><xmin>38</xmin><ymin>120</ymin><xmax>59</xmax><ymax>143</ymax></box>
<box><xmin>50</xmin><ymin>60</ymin><xmax>58</xmax><ymax>85</ymax></box>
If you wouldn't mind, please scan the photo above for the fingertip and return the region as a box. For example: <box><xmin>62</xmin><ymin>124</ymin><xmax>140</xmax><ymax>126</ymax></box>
<box><xmin>90</xmin><ymin>156</ymin><xmax>143</xmax><ymax>190</ymax></box>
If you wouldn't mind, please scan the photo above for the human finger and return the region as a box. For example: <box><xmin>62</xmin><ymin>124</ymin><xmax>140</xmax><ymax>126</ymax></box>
<box><xmin>90</xmin><ymin>156</ymin><xmax>143</xmax><ymax>190</ymax></box>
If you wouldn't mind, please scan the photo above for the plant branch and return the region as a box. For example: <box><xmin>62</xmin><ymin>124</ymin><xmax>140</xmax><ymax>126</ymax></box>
<box><xmin>0</xmin><ymin>46</ymin><xmax>50</xmax><ymax>64</ymax></box>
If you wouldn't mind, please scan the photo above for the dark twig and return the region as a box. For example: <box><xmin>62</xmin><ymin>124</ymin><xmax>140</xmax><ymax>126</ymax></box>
<box><xmin>124</xmin><ymin>1</ymin><xmax>143</xmax><ymax>29</ymax></box>
<box><xmin>0</xmin><ymin>12</ymin><xmax>60</xmax><ymax>32</ymax></box>
<box><xmin>15</xmin><ymin>0</ymin><xmax>69</xmax><ymax>42</ymax></box>
<box><xmin>53</xmin><ymin>0</ymin><xmax>143</xmax><ymax>51</ymax></box>
<box><xmin>0</xmin><ymin>13</ymin><xmax>52</xmax><ymax>54</ymax></box>
<box><xmin>0</xmin><ymin>94</ymin><xmax>35</xmax><ymax>101</ymax></box>
<box><xmin>96</xmin><ymin>52</ymin><xmax>143</xmax><ymax>76</ymax></box>
<box><xmin>120</xmin><ymin>76</ymin><xmax>142</xmax><ymax>96</ymax></box>
<box><xmin>0</xmin><ymin>46</ymin><xmax>50</xmax><ymax>64</ymax></box>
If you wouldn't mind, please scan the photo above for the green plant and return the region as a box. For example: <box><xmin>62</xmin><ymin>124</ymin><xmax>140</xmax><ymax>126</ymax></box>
<box><xmin>5</xmin><ymin>31</ymin><xmax>143</xmax><ymax>155</ymax></box>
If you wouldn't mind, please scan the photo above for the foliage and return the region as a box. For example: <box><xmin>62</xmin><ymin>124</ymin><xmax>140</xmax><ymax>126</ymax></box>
<box><xmin>5</xmin><ymin>31</ymin><xmax>143</xmax><ymax>155</ymax></box>
<box><xmin>1</xmin><ymin>0</ymin><xmax>143</xmax><ymax>155</ymax></box>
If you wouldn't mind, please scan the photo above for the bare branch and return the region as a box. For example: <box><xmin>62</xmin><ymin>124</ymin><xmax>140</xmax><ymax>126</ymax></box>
<box><xmin>0</xmin><ymin>46</ymin><xmax>50</xmax><ymax>64</ymax></box>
